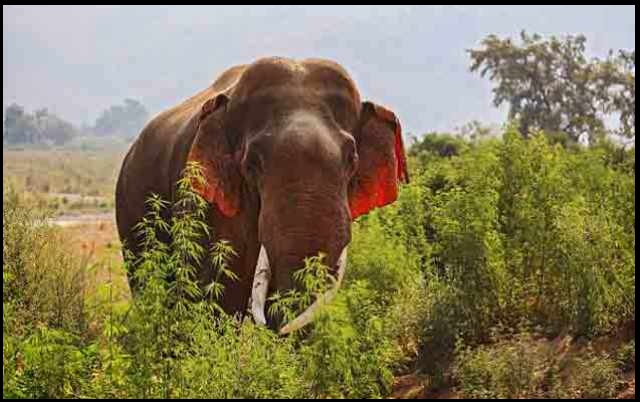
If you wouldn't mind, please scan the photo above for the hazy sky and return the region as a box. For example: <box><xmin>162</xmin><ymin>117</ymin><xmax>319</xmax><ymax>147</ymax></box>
<box><xmin>3</xmin><ymin>5</ymin><xmax>636</xmax><ymax>135</ymax></box>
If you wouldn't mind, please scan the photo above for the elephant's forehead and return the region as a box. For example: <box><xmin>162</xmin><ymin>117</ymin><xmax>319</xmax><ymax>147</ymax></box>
<box><xmin>235</xmin><ymin>57</ymin><xmax>358</xmax><ymax>101</ymax></box>
<box><xmin>275</xmin><ymin>58</ymin><xmax>306</xmax><ymax>74</ymax></box>
<box><xmin>301</xmin><ymin>59</ymin><xmax>354</xmax><ymax>85</ymax></box>
<box><xmin>301</xmin><ymin>60</ymin><xmax>360</xmax><ymax>106</ymax></box>
<box><xmin>240</xmin><ymin>58</ymin><xmax>306</xmax><ymax>84</ymax></box>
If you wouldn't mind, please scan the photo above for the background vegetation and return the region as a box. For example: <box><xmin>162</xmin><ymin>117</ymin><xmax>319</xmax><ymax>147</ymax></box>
<box><xmin>2</xmin><ymin>147</ymin><xmax>126</xmax><ymax>216</ymax></box>
<box><xmin>3</xmin><ymin>99</ymin><xmax>148</xmax><ymax>147</ymax></box>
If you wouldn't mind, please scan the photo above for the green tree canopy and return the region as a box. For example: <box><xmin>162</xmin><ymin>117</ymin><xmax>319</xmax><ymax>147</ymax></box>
<box><xmin>469</xmin><ymin>31</ymin><xmax>635</xmax><ymax>142</ymax></box>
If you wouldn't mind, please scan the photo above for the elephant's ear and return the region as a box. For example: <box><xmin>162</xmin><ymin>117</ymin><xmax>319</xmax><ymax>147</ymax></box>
<box><xmin>187</xmin><ymin>94</ymin><xmax>242</xmax><ymax>217</ymax></box>
<box><xmin>348</xmin><ymin>101</ymin><xmax>409</xmax><ymax>219</ymax></box>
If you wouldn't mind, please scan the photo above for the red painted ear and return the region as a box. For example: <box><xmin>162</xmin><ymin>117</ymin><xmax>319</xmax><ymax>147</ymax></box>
<box><xmin>187</xmin><ymin>94</ymin><xmax>242</xmax><ymax>217</ymax></box>
<box><xmin>349</xmin><ymin>102</ymin><xmax>409</xmax><ymax>219</ymax></box>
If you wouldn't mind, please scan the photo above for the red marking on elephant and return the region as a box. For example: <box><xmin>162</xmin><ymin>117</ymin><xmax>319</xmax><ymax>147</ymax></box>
<box><xmin>349</xmin><ymin>164</ymin><xmax>399</xmax><ymax>220</ymax></box>
<box><xmin>373</xmin><ymin>103</ymin><xmax>409</xmax><ymax>184</ymax></box>
<box><xmin>348</xmin><ymin>109</ymin><xmax>407</xmax><ymax>219</ymax></box>
<box><xmin>187</xmin><ymin>150</ymin><xmax>241</xmax><ymax>218</ymax></box>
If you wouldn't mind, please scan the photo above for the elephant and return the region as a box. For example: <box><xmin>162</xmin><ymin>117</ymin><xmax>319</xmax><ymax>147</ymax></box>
<box><xmin>115</xmin><ymin>57</ymin><xmax>409</xmax><ymax>334</ymax></box>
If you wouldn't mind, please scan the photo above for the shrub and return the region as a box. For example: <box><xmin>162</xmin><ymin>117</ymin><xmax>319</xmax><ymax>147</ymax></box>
<box><xmin>3</xmin><ymin>126</ymin><xmax>635</xmax><ymax>398</ymax></box>
<box><xmin>12</xmin><ymin>327</ymin><xmax>94</xmax><ymax>399</ymax></box>
<box><xmin>388</xmin><ymin>127</ymin><xmax>634</xmax><ymax>384</ymax></box>
<box><xmin>615</xmin><ymin>339</ymin><xmax>635</xmax><ymax>372</ymax></box>
<box><xmin>452</xmin><ymin>331</ymin><xmax>624</xmax><ymax>399</ymax></box>
<box><xmin>453</xmin><ymin>332</ymin><xmax>552</xmax><ymax>399</ymax></box>
<box><xmin>3</xmin><ymin>186</ymin><xmax>88</xmax><ymax>333</ymax></box>
<box><xmin>300</xmin><ymin>281</ymin><xmax>397</xmax><ymax>398</ymax></box>
<box><xmin>564</xmin><ymin>348</ymin><xmax>621</xmax><ymax>399</ymax></box>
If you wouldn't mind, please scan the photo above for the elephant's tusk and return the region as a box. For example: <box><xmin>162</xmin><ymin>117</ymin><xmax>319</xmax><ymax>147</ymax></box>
<box><xmin>250</xmin><ymin>245</ymin><xmax>271</xmax><ymax>326</ymax></box>
<box><xmin>278</xmin><ymin>246</ymin><xmax>348</xmax><ymax>335</ymax></box>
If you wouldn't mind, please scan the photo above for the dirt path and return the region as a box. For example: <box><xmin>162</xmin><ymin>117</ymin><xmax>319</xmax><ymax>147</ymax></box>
<box><xmin>47</xmin><ymin>192</ymin><xmax>108</xmax><ymax>204</ymax></box>
<box><xmin>49</xmin><ymin>211</ymin><xmax>115</xmax><ymax>227</ymax></box>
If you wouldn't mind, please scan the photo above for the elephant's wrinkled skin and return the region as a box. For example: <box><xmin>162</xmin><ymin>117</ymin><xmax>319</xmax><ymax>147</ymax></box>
<box><xmin>115</xmin><ymin>57</ymin><xmax>408</xmax><ymax>331</ymax></box>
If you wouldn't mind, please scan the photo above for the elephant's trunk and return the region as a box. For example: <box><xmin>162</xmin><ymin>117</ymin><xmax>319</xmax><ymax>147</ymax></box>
<box><xmin>249</xmin><ymin>245</ymin><xmax>348</xmax><ymax>334</ymax></box>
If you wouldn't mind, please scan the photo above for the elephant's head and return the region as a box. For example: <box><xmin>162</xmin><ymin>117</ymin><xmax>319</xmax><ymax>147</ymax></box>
<box><xmin>187</xmin><ymin>57</ymin><xmax>408</xmax><ymax>333</ymax></box>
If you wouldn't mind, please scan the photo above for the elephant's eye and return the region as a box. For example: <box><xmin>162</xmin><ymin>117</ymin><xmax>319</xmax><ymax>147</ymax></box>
<box><xmin>242</xmin><ymin>147</ymin><xmax>264</xmax><ymax>181</ymax></box>
<box><xmin>343</xmin><ymin>138</ymin><xmax>358</xmax><ymax>177</ymax></box>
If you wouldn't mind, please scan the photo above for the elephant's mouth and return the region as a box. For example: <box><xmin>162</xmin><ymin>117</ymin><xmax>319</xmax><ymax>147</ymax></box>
<box><xmin>249</xmin><ymin>245</ymin><xmax>348</xmax><ymax>335</ymax></box>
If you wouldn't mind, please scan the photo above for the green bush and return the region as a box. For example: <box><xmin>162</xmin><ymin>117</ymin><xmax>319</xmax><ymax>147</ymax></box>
<box><xmin>496</xmin><ymin>129</ymin><xmax>634</xmax><ymax>335</ymax></box>
<box><xmin>615</xmin><ymin>340</ymin><xmax>635</xmax><ymax>372</ymax></box>
<box><xmin>564</xmin><ymin>348</ymin><xmax>621</xmax><ymax>399</ymax></box>
<box><xmin>409</xmin><ymin>132</ymin><xmax>470</xmax><ymax>160</ymax></box>
<box><xmin>3</xmin><ymin>187</ymin><xmax>88</xmax><ymax>333</ymax></box>
<box><xmin>452</xmin><ymin>332</ymin><xmax>625</xmax><ymax>399</ymax></box>
<box><xmin>4</xmin><ymin>161</ymin><xmax>420</xmax><ymax>399</ymax></box>
<box><xmin>3</xmin><ymin>126</ymin><xmax>635</xmax><ymax>398</ymax></box>
<box><xmin>388</xmin><ymin>127</ymin><xmax>634</xmax><ymax>387</ymax></box>
<box><xmin>300</xmin><ymin>281</ymin><xmax>397</xmax><ymax>398</ymax></box>
<box><xmin>13</xmin><ymin>328</ymin><xmax>94</xmax><ymax>399</ymax></box>
<box><xmin>453</xmin><ymin>332</ymin><xmax>553</xmax><ymax>398</ymax></box>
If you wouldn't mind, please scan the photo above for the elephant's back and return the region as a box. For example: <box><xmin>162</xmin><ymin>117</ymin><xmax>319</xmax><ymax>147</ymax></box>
<box><xmin>145</xmin><ymin>63</ymin><xmax>247</xmax><ymax>139</ymax></box>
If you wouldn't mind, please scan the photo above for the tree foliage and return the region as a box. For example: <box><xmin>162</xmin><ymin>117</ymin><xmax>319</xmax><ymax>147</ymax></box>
<box><xmin>3</xmin><ymin>104</ymin><xmax>77</xmax><ymax>146</ymax></box>
<box><xmin>469</xmin><ymin>31</ymin><xmax>635</xmax><ymax>141</ymax></box>
<box><xmin>92</xmin><ymin>98</ymin><xmax>148</xmax><ymax>138</ymax></box>
<box><xmin>3</xmin><ymin>98</ymin><xmax>150</xmax><ymax>146</ymax></box>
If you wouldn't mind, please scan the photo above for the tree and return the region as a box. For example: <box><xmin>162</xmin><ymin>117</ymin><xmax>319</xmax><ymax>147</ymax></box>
<box><xmin>408</xmin><ymin>132</ymin><xmax>469</xmax><ymax>158</ymax></box>
<box><xmin>4</xmin><ymin>103</ymin><xmax>38</xmax><ymax>145</ymax></box>
<box><xmin>469</xmin><ymin>31</ymin><xmax>635</xmax><ymax>142</ymax></box>
<box><xmin>455</xmin><ymin>120</ymin><xmax>498</xmax><ymax>142</ymax></box>
<box><xmin>4</xmin><ymin>103</ymin><xmax>26</xmax><ymax>144</ymax></box>
<box><xmin>93</xmin><ymin>98</ymin><xmax>148</xmax><ymax>138</ymax></box>
<box><xmin>37</xmin><ymin>110</ymin><xmax>77</xmax><ymax>146</ymax></box>
<box><xmin>595</xmin><ymin>50</ymin><xmax>635</xmax><ymax>138</ymax></box>
<box><xmin>3</xmin><ymin>104</ymin><xmax>77</xmax><ymax>146</ymax></box>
